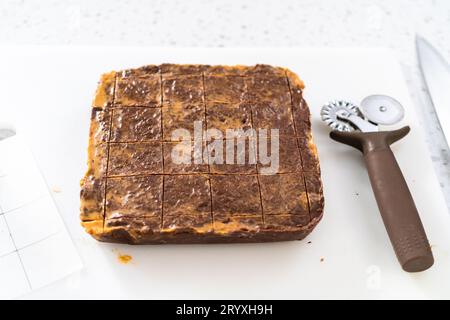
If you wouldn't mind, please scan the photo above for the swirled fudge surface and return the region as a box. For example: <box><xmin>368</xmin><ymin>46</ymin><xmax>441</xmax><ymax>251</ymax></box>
<box><xmin>80</xmin><ymin>64</ymin><xmax>323</xmax><ymax>244</ymax></box>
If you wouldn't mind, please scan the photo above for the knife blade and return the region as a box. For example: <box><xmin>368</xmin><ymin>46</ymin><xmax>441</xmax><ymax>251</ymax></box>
<box><xmin>416</xmin><ymin>35</ymin><xmax>450</xmax><ymax>146</ymax></box>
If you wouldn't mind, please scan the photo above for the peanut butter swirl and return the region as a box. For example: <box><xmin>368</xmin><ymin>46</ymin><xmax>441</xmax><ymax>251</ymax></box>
<box><xmin>80</xmin><ymin>64</ymin><xmax>323</xmax><ymax>244</ymax></box>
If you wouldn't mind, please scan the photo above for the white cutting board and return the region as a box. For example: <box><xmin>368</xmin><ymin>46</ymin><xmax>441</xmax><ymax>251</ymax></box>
<box><xmin>0</xmin><ymin>47</ymin><xmax>449</xmax><ymax>299</ymax></box>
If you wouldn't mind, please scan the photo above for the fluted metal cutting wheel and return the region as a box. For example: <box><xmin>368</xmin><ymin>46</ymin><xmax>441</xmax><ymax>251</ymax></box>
<box><xmin>320</xmin><ymin>100</ymin><xmax>362</xmax><ymax>132</ymax></box>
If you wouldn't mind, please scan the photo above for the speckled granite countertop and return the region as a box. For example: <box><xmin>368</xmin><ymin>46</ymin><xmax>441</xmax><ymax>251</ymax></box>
<box><xmin>0</xmin><ymin>0</ymin><xmax>449</xmax><ymax>209</ymax></box>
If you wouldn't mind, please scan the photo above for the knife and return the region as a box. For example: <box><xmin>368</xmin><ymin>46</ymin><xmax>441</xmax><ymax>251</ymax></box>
<box><xmin>416</xmin><ymin>35</ymin><xmax>450</xmax><ymax>147</ymax></box>
<box><xmin>0</xmin><ymin>119</ymin><xmax>16</xmax><ymax>141</ymax></box>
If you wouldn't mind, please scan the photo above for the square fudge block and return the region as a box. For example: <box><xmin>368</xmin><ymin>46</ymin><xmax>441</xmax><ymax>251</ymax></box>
<box><xmin>89</xmin><ymin>107</ymin><xmax>111</xmax><ymax>145</ymax></box>
<box><xmin>160</xmin><ymin>64</ymin><xmax>205</xmax><ymax>77</ymax></box>
<box><xmin>106</xmin><ymin>175</ymin><xmax>163</xmax><ymax>219</ymax></box>
<box><xmin>115</xmin><ymin>75</ymin><xmax>161</xmax><ymax>107</ymax></box>
<box><xmin>163</xmin><ymin>141</ymin><xmax>209</xmax><ymax>174</ymax></box>
<box><xmin>111</xmin><ymin>107</ymin><xmax>162</xmax><ymax>142</ymax></box>
<box><xmin>245</xmin><ymin>64</ymin><xmax>287</xmax><ymax>78</ymax></box>
<box><xmin>162</xmin><ymin>104</ymin><xmax>205</xmax><ymax>141</ymax></box>
<box><xmin>208</xmin><ymin>138</ymin><xmax>257</xmax><ymax>174</ymax></box>
<box><xmin>80</xmin><ymin>176</ymin><xmax>105</xmax><ymax>221</ymax></box>
<box><xmin>264</xmin><ymin>214</ymin><xmax>310</xmax><ymax>228</ymax></box>
<box><xmin>162</xmin><ymin>76</ymin><xmax>204</xmax><ymax>105</ymax></box>
<box><xmin>298</xmin><ymin>136</ymin><xmax>320</xmax><ymax>173</ymax></box>
<box><xmin>288</xmin><ymin>82</ymin><xmax>310</xmax><ymax>132</ymax></box>
<box><xmin>210</xmin><ymin>175</ymin><xmax>262</xmax><ymax>217</ymax></box>
<box><xmin>163</xmin><ymin>175</ymin><xmax>211</xmax><ymax>216</ymax></box>
<box><xmin>304</xmin><ymin>172</ymin><xmax>324</xmax><ymax>220</ymax></box>
<box><xmin>204</xmin><ymin>75</ymin><xmax>246</xmax><ymax>104</ymax></box>
<box><xmin>86</xmin><ymin>143</ymin><xmax>109</xmax><ymax>179</ymax></box>
<box><xmin>119</xmin><ymin>65</ymin><xmax>160</xmax><ymax>78</ymax></box>
<box><xmin>246</xmin><ymin>76</ymin><xmax>291</xmax><ymax>107</ymax></box>
<box><xmin>206</xmin><ymin>103</ymin><xmax>252</xmax><ymax>135</ymax></box>
<box><xmin>257</xmin><ymin>135</ymin><xmax>302</xmax><ymax>174</ymax></box>
<box><xmin>92</xmin><ymin>71</ymin><xmax>116</xmax><ymax>108</ymax></box>
<box><xmin>213</xmin><ymin>215</ymin><xmax>263</xmax><ymax>233</ymax></box>
<box><xmin>204</xmin><ymin>65</ymin><xmax>246</xmax><ymax>76</ymax></box>
<box><xmin>162</xmin><ymin>214</ymin><xmax>213</xmax><ymax>232</ymax></box>
<box><xmin>108</xmin><ymin>142</ymin><xmax>163</xmax><ymax>176</ymax></box>
<box><xmin>104</xmin><ymin>216</ymin><xmax>161</xmax><ymax>232</ymax></box>
<box><xmin>259</xmin><ymin>173</ymin><xmax>309</xmax><ymax>216</ymax></box>
<box><xmin>251</xmin><ymin>103</ymin><xmax>296</xmax><ymax>136</ymax></box>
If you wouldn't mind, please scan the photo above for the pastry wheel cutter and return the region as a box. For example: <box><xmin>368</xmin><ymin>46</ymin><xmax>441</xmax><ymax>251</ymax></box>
<box><xmin>321</xmin><ymin>95</ymin><xmax>434</xmax><ymax>272</ymax></box>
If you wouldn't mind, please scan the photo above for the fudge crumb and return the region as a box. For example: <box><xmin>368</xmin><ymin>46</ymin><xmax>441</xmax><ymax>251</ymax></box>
<box><xmin>320</xmin><ymin>257</ymin><xmax>325</xmax><ymax>262</ymax></box>
<box><xmin>118</xmin><ymin>254</ymin><xmax>133</xmax><ymax>264</ymax></box>
<box><xmin>307</xmin><ymin>241</ymin><xmax>312</xmax><ymax>244</ymax></box>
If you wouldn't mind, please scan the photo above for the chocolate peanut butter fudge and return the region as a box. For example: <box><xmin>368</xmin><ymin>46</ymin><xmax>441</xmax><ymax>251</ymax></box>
<box><xmin>80</xmin><ymin>64</ymin><xmax>324</xmax><ymax>244</ymax></box>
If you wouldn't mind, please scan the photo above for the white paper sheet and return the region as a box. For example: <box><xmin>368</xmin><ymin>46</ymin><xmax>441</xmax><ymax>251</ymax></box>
<box><xmin>0</xmin><ymin>134</ymin><xmax>82</xmax><ymax>299</ymax></box>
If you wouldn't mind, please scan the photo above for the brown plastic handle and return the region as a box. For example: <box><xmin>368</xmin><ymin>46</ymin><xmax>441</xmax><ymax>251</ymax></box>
<box><xmin>330</xmin><ymin>126</ymin><xmax>434</xmax><ymax>272</ymax></box>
